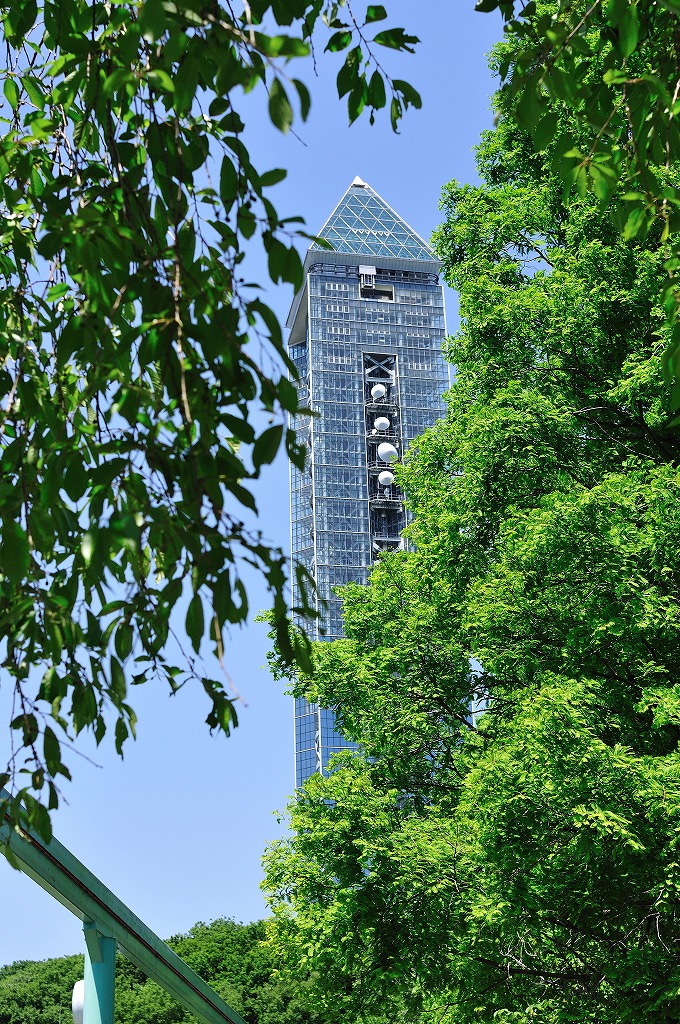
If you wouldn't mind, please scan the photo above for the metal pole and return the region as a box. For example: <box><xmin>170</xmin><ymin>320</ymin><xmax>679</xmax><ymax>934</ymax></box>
<box><xmin>83</xmin><ymin>923</ymin><xmax>116</xmax><ymax>1024</ymax></box>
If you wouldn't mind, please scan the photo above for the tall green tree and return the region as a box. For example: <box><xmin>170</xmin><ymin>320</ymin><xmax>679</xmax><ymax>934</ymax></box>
<box><xmin>262</xmin><ymin>64</ymin><xmax>680</xmax><ymax>1024</ymax></box>
<box><xmin>0</xmin><ymin>0</ymin><xmax>420</xmax><ymax>841</ymax></box>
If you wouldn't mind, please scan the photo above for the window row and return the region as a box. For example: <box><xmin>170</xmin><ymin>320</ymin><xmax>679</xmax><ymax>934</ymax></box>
<box><xmin>313</xmin><ymin>496</ymin><xmax>367</xmax><ymax>518</ymax></box>
<box><xmin>315</xmin><ymin>566</ymin><xmax>369</xmax><ymax>590</ymax></box>
<box><xmin>313</xmin><ymin>465</ymin><xmax>369</xmax><ymax>499</ymax></box>
<box><xmin>400</xmin><ymin>376</ymin><xmax>449</xmax><ymax>402</ymax></box>
<box><xmin>315</xmin><ymin>512</ymin><xmax>369</xmax><ymax>534</ymax></box>
<box><xmin>318</xmin><ymin>604</ymin><xmax>347</xmax><ymax>639</ymax></box>
<box><xmin>321</xmin><ymin>280</ymin><xmax>351</xmax><ymax>293</ymax></box>
<box><xmin>296</xmin><ymin>723</ymin><xmax>318</xmax><ymax>748</ymax></box>
<box><xmin>396</xmin><ymin>287</ymin><xmax>442</xmax><ymax>305</ymax></box>
<box><xmin>290</xmin><ymin>545</ymin><xmax>314</xmax><ymax>570</ymax></box>
<box><xmin>311</xmin><ymin>277</ymin><xmax>443</xmax><ymax>308</ymax></box>
<box><xmin>314</xmin><ymin>404</ymin><xmax>365</xmax><ymax>431</ymax></box>
<box><xmin>313</xmin><ymin>379</ymin><xmax>364</xmax><ymax>403</ymax></box>
<box><xmin>310</xmin><ymin>303</ymin><xmax>443</xmax><ymax>328</ymax></box>
<box><xmin>312</xmin><ymin>436</ymin><xmax>365</xmax><ymax>465</ymax></box>
<box><xmin>295</xmin><ymin>697</ymin><xmax>317</xmax><ymax>716</ymax></box>
<box><xmin>315</xmin><ymin>531</ymin><xmax>372</xmax><ymax>560</ymax></box>
<box><xmin>402</xmin><ymin>408</ymin><xmax>447</xmax><ymax>431</ymax></box>
<box><xmin>398</xmin><ymin>350</ymin><xmax>448</xmax><ymax>371</ymax></box>
<box><xmin>310</xmin><ymin>325</ymin><xmax>446</xmax><ymax>347</ymax></box>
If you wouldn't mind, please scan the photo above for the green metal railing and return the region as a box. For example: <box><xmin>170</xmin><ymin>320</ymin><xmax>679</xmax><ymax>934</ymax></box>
<box><xmin>1</xmin><ymin>792</ymin><xmax>248</xmax><ymax>1024</ymax></box>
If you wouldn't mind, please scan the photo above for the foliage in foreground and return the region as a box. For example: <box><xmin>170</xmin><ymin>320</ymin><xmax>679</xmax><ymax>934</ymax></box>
<box><xmin>0</xmin><ymin>0</ymin><xmax>420</xmax><ymax>842</ymax></box>
<box><xmin>262</xmin><ymin>57</ymin><xmax>680</xmax><ymax>1024</ymax></box>
<box><xmin>0</xmin><ymin>917</ymin><xmax>327</xmax><ymax>1024</ymax></box>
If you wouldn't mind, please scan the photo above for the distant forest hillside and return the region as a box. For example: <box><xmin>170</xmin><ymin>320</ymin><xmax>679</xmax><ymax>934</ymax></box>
<box><xmin>0</xmin><ymin>918</ymin><xmax>322</xmax><ymax>1024</ymax></box>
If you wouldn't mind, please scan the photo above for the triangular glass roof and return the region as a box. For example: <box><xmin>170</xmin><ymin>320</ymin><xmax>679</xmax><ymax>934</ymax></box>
<box><xmin>311</xmin><ymin>177</ymin><xmax>434</xmax><ymax>261</ymax></box>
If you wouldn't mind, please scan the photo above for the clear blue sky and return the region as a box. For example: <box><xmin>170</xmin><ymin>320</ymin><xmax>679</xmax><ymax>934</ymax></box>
<box><xmin>1</xmin><ymin>1</ymin><xmax>501</xmax><ymax>967</ymax></box>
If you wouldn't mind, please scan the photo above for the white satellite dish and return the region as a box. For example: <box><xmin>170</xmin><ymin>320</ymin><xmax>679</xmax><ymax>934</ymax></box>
<box><xmin>72</xmin><ymin>979</ymin><xmax>85</xmax><ymax>1024</ymax></box>
<box><xmin>377</xmin><ymin>442</ymin><xmax>398</xmax><ymax>463</ymax></box>
<box><xmin>370</xmin><ymin>383</ymin><xmax>386</xmax><ymax>400</ymax></box>
<box><xmin>378</xmin><ymin>470</ymin><xmax>395</xmax><ymax>486</ymax></box>
<box><xmin>374</xmin><ymin>416</ymin><xmax>390</xmax><ymax>432</ymax></box>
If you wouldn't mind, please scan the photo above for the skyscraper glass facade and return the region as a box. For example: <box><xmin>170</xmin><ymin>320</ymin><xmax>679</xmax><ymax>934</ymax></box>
<box><xmin>287</xmin><ymin>178</ymin><xmax>449</xmax><ymax>787</ymax></box>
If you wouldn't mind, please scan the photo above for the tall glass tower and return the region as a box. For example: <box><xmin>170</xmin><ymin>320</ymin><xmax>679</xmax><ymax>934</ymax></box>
<box><xmin>287</xmin><ymin>177</ymin><xmax>449</xmax><ymax>787</ymax></box>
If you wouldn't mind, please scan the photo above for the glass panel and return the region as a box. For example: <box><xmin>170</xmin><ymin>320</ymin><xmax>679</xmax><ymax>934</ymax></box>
<box><xmin>310</xmin><ymin>182</ymin><xmax>436</xmax><ymax>261</ymax></box>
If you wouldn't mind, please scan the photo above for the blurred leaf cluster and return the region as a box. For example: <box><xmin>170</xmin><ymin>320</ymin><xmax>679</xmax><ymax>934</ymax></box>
<box><xmin>0</xmin><ymin>0</ymin><xmax>419</xmax><ymax>844</ymax></box>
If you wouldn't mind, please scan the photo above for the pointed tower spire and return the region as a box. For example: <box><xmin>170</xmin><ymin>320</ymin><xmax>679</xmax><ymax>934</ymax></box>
<box><xmin>311</xmin><ymin>179</ymin><xmax>434</xmax><ymax>261</ymax></box>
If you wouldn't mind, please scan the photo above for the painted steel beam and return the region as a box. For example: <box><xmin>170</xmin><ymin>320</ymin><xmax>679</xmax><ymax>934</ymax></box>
<box><xmin>0</xmin><ymin>795</ymin><xmax>248</xmax><ymax>1024</ymax></box>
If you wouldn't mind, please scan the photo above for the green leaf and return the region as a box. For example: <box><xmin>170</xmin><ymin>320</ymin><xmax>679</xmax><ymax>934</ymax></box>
<box><xmin>260</xmin><ymin>167</ymin><xmax>287</xmax><ymax>188</ymax></box>
<box><xmin>115</xmin><ymin>621</ymin><xmax>133</xmax><ymax>660</ymax></box>
<box><xmin>220</xmin><ymin>156</ymin><xmax>238</xmax><ymax>210</ymax></box>
<box><xmin>262</xmin><ymin>35</ymin><xmax>310</xmax><ymax>57</ymax></box>
<box><xmin>393</xmin><ymin>79</ymin><xmax>422</xmax><ymax>109</ymax></box>
<box><xmin>103</xmin><ymin>68</ymin><xmax>135</xmax><ymax>98</ymax></box>
<box><xmin>532</xmin><ymin>111</ymin><xmax>559</xmax><ymax>151</ymax></box>
<box><xmin>588</xmin><ymin>158</ymin><xmax>619</xmax><ymax>202</ymax></box>
<box><xmin>293</xmin><ymin>79</ymin><xmax>311</xmax><ymax>121</ymax></box>
<box><xmin>516</xmin><ymin>79</ymin><xmax>547</xmax><ymax>130</ymax></box>
<box><xmin>286</xmin><ymin>428</ymin><xmax>306</xmax><ymax>471</ymax></box>
<box><xmin>81</xmin><ymin>532</ymin><xmax>95</xmax><ymax>567</ymax></box>
<box><xmin>5</xmin><ymin>0</ymin><xmax>38</xmax><ymax>43</ymax></box>
<box><xmin>203</xmin><ymin>683</ymin><xmax>238</xmax><ymax>735</ymax></box>
<box><xmin>617</xmin><ymin>3</ymin><xmax>640</xmax><ymax>57</ymax></box>
<box><xmin>110</xmin><ymin>656</ymin><xmax>126</xmax><ymax>700</ymax></box>
<box><xmin>46</xmin><ymin>282</ymin><xmax>70</xmax><ymax>301</ymax></box>
<box><xmin>390</xmin><ymin>95</ymin><xmax>402</xmax><ymax>131</ymax></box>
<box><xmin>29</xmin><ymin>799</ymin><xmax>52</xmax><ymax>843</ymax></box>
<box><xmin>622</xmin><ymin>204</ymin><xmax>648</xmax><ymax>239</ymax></box>
<box><xmin>348</xmin><ymin>76</ymin><xmax>368</xmax><ymax>124</ymax></box>
<box><xmin>266</xmin><ymin>236</ymin><xmax>303</xmax><ymax>287</ymax></box>
<box><xmin>115</xmin><ymin>718</ymin><xmax>128</xmax><ymax>754</ymax></box>
<box><xmin>186</xmin><ymin>594</ymin><xmax>204</xmax><ymax>653</ymax></box>
<box><xmin>253</xmin><ymin>424</ymin><xmax>284</xmax><ymax>470</ymax></box>
<box><xmin>3</xmin><ymin>78</ymin><xmax>19</xmax><ymax>111</ymax></box>
<box><xmin>44</xmin><ymin>725</ymin><xmax>61</xmax><ymax>776</ymax></box>
<box><xmin>147</xmin><ymin>69</ymin><xmax>174</xmax><ymax>93</ymax></box>
<box><xmin>71</xmin><ymin>684</ymin><xmax>98</xmax><ymax>733</ymax></box>
<box><xmin>222</xmin><ymin>414</ymin><xmax>256</xmax><ymax>444</ymax></box>
<box><xmin>368</xmin><ymin>71</ymin><xmax>386</xmax><ymax>109</ymax></box>
<box><xmin>606</xmin><ymin>0</ymin><xmax>629</xmax><ymax>24</ymax></box>
<box><xmin>1</xmin><ymin>520</ymin><xmax>29</xmax><ymax>582</ymax></box>
<box><xmin>139</xmin><ymin>0</ymin><xmax>167</xmax><ymax>41</ymax></box>
<box><xmin>268</xmin><ymin>78</ymin><xmax>294</xmax><ymax>133</ymax></box>
<box><xmin>237</xmin><ymin>206</ymin><xmax>257</xmax><ymax>239</ymax></box>
<box><xmin>23</xmin><ymin>76</ymin><xmax>44</xmax><ymax>109</ymax></box>
<box><xmin>337</xmin><ymin>48</ymin><xmax>360</xmax><ymax>99</ymax></box>
<box><xmin>372</xmin><ymin>28</ymin><xmax>419</xmax><ymax>52</ymax></box>
<box><xmin>326</xmin><ymin>30</ymin><xmax>353</xmax><ymax>51</ymax></box>
<box><xmin>365</xmin><ymin>5</ymin><xmax>387</xmax><ymax>22</ymax></box>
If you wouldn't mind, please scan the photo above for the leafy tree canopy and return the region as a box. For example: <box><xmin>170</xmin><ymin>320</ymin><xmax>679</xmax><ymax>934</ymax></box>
<box><xmin>0</xmin><ymin>917</ymin><xmax>331</xmax><ymax>1024</ymax></box>
<box><xmin>475</xmin><ymin>0</ymin><xmax>680</xmax><ymax>405</ymax></box>
<box><xmin>262</xmin><ymin>31</ymin><xmax>680</xmax><ymax>1024</ymax></box>
<box><xmin>0</xmin><ymin>0</ymin><xmax>420</xmax><ymax>843</ymax></box>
